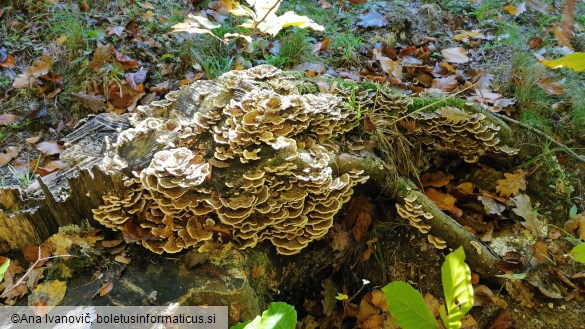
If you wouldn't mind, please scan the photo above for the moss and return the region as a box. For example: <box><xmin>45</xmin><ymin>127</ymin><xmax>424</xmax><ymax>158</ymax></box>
<box><xmin>409</xmin><ymin>97</ymin><xmax>468</xmax><ymax>112</ymax></box>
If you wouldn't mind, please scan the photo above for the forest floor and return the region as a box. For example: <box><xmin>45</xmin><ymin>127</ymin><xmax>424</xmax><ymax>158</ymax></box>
<box><xmin>1</xmin><ymin>0</ymin><xmax>585</xmax><ymax>328</ymax></box>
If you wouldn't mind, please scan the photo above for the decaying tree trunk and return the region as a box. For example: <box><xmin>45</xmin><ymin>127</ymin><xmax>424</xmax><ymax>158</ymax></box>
<box><xmin>0</xmin><ymin>65</ymin><xmax>518</xmax><ymax>277</ymax></box>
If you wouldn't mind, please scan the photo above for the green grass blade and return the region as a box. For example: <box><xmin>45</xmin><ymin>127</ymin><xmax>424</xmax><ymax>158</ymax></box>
<box><xmin>382</xmin><ymin>281</ymin><xmax>438</xmax><ymax>329</ymax></box>
<box><xmin>0</xmin><ymin>258</ymin><xmax>9</xmax><ymax>284</ymax></box>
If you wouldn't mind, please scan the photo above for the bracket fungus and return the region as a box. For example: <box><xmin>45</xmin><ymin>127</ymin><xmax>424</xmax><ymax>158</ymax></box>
<box><xmin>407</xmin><ymin>106</ymin><xmax>518</xmax><ymax>163</ymax></box>
<box><xmin>92</xmin><ymin>65</ymin><xmax>368</xmax><ymax>255</ymax></box>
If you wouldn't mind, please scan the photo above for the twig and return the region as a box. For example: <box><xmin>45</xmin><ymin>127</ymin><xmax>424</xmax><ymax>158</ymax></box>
<box><xmin>493</xmin><ymin>112</ymin><xmax>585</xmax><ymax>164</ymax></box>
<box><xmin>252</xmin><ymin>0</ymin><xmax>282</xmax><ymax>30</ymax></box>
<box><xmin>389</xmin><ymin>82</ymin><xmax>475</xmax><ymax>125</ymax></box>
<box><xmin>0</xmin><ymin>246</ymin><xmax>73</xmax><ymax>298</ymax></box>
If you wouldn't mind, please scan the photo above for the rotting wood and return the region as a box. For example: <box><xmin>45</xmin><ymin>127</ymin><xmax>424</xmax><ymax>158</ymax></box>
<box><xmin>0</xmin><ymin>66</ymin><xmax>516</xmax><ymax>278</ymax></box>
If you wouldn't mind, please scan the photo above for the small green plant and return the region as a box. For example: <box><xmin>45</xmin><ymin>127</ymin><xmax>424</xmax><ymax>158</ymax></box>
<box><xmin>382</xmin><ymin>247</ymin><xmax>474</xmax><ymax>329</ymax></box>
<box><xmin>230</xmin><ymin>302</ymin><xmax>296</xmax><ymax>329</ymax></box>
<box><xmin>0</xmin><ymin>258</ymin><xmax>9</xmax><ymax>284</ymax></box>
<box><xmin>571</xmin><ymin>243</ymin><xmax>585</xmax><ymax>264</ymax></box>
<box><xmin>330</xmin><ymin>33</ymin><xmax>362</xmax><ymax>67</ymax></box>
<box><xmin>8</xmin><ymin>154</ymin><xmax>42</xmax><ymax>188</ymax></box>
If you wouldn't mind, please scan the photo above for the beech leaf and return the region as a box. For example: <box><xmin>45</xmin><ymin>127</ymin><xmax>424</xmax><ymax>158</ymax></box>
<box><xmin>382</xmin><ymin>281</ymin><xmax>438</xmax><ymax>329</ymax></box>
<box><xmin>540</xmin><ymin>52</ymin><xmax>585</xmax><ymax>72</ymax></box>
<box><xmin>441</xmin><ymin>47</ymin><xmax>470</xmax><ymax>64</ymax></box>
<box><xmin>36</xmin><ymin>141</ymin><xmax>63</xmax><ymax>155</ymax></box>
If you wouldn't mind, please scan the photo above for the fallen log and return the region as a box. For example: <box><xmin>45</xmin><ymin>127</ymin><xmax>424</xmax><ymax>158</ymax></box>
<box><xmin>0</xmin><ymin>65</ymin><xmax>515</xmax><ymax>277</ymax></box>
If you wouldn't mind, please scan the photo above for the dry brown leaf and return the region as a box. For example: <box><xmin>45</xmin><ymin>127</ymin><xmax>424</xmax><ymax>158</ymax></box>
<box><xmin>485</xmin><ymin>309</ymin><xmax>513</xmax><ymax>329</ymax></box>
<box><xmin>22</xmin><ymin>245</ymin><xmax>52</xmax><ymax>267</ymax></box>
<box><xmin>356</xmin><ymin>9</ymin><xmax>388</xmax><ymax>28</ymax></box>
<box><xmin>0</xmin><ymin>54</ymin><xmax>16</xmax><ymax>68</ymax></box>
<box><xmin>512</xmin><ymin>194</ymin><xmax>545</xmax><ymax>237</ymax></box>
<box><xmin>362</xmin><ymin>314</ymin><xmax>383</xmax><ymax>329</ymax></box>
<box><xmin>313</xmin><ymin>38</ymin><xmax>331</xmax><ymax>53</ymax></box>
<box><xmin>553</xmin><ymin>26</ymin><xmax>573</xmax><ymax>48</ymax></box>
<box><xmin>441</xmin><ymin>47</ymin><xmax>469</xmax><ymax>63</ymax></box>
<box><xmin>89</xmin><ymin>44</ymin><xmax>113</xmax><ymax>72</ymax></box>
<box><xmin>114</xmin><ymin>50</ymin><xmax>139</xmax><ymax>70</ymax></box>
<box><xmin>528</xmin><ymin>36</ymin><xmax>543</xmax><ymax>49</ymax></box>
<box><xmin>532</xmin><ymin>241</ymin><xmax>548</xmax><ymax>261</ymax></box>
<box><xmin>352</xmin><ymin>212</ymin><xmax>372</xmax><ymax>242</ymax></box>
<box><xmin>35</xmin><ymin>141</ymin><xmax>63</xmax><ymax>155</ymax></box>
<box><xmin>370</xmin><ymin>289</ymin><xmax>388</xmax><ymax>313</ymax></box>
<box><xmin>25</xmin><ymin>56</ymin><xmax>52</xmax><ymax>77</ymax></box>
<box><xmin>25</xmin><ymin>134</ymin><xmax>42</xmax><ymax>144</ymax></box>
<box><xmin>436</xmin><ymin>106</ymin><xmax>471</xmax><ymax>124</ymax></box>
<box><xmin>318</xmin><ymin>0</ymin><xmax>331</xmax><ymax>9</ymax></box>
<box><xmin>505</xmin><ymin>280</ymin><xmax>536</xmax><ymax>308</ymax></box>
<box><xmin>495</xmin><ymin>169</ymin><xmax>527</xmax><ymax>198</ymax></box>
<box><xmin>431</xmin><ymin>75</ymin><xmax>458</xmax><ymax>92</ymax></box>
<box><xmin>537</xmin><ymin>78</ymin><xmax>564</xmax><ymax>96</ymax></box>
<box><xmin>26</xmin><ymin>268</ymin><xmax>45</xmax><ymax>292</ymax></box>
<box><xmin>474</xmin><ymin>284</ymin><xmax>508</xmax><ymax>308</ymax></box>
<box><xmin>361</xmin><ymin>239</ymin><xmax>376</xmax><ymax>261</ymax></box>
<box><xmin>12</xmin><ymin>74</ymin><xmax>35</xmax><ymax>88</ymax></box>
<box><xmin>73</xmin><ymin>92</ymin><xmax>107</xmax><ymax>112</ymax></box>
<box><xmin>425</xmin><ymin>187</ymin><xmax>462</xmax><ymax>216</ymax></box>
<box><xmin>108</xmin><ymin>83</ymin><xmax>144</xmax><ymax>110</ymax></box>
<box><xmin>37</xmin><ymin>160</ymin><xmax>66</xmax><ymax>176</ymax></box>
<box><xmin>0</xmin><ymin>114</ymin><xmax>16</xmax><ymax>126</ymax></box>
<box><xmin>421</xmin><ymin>171</ymin><xmax>454</xmax><ymax>187</ymax></box>
<box><xmin>98</xmin><ymin>279</ymin><xmax>114</xmax><ymax>297</ymax></box>
<box><xmin>0</xmin><ymin>146</ymin><xmax>21</xmax><ymax>166</ymax></box>
<box><xmin>331</xmin><ymin>226</ymin><xmax>351</xmax><ymax>252</ymax></box>
<box><xmin>478</xmin><ymin>193</ymin><xmax>506</xmax><ymax>215</ymax></box>
<box><xmin>460</xmin><ymin>314</ymin><xmax>479</xmax><ymax>329</ymax></box>
<box><xmin>564</xmin><ymin>213</ymin><xmax>585</xmax><ymax>240</ymax></box>
<box><xmin>423</xmin><ymin>293</ymin><xmax>441</xmax><ymax>318</ymax></box>
<box><xmin>357</xmin><ymin>299</ymin><xmax>378</xmax><ymax>324</ymax></box>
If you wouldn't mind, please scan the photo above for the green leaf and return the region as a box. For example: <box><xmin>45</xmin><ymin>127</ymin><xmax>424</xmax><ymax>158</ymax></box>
<box><xmin>571</xmin><ymin>243</ymin><xmax>585</xmax><ymax>264</ymax></box>
<box><xmin>0</xmin><ymin>258</ymin><xmax>10</xmax><ymax>283</ymax></box>
<box><xmin>540</xmin><ymin>52</ymin><xmax>585</xmax><ymax>72</ymax></box>
<box><xmin>495</xmin><ymin>273</ymin><xmax>527</xmax><ymax>280</ymax></box>
<box><xmin>231</xmin><ymin>302</ymin><xmax>297</xmax><ymax>329</ymax></box>
<box><xmin>382</xmin><ymin>281</ymin><xmax>438</xmax><ymax>329</ymax></box>
<box><xmin>335</xmin><ymin>293</ymin><xmax>348</xmax><ymax>301</ymax></box>
<box><xmin>569</xmin><ymin>205</ymin><xmax>578</xmax><ymax>218</ymax></box>
<box><xmin>440</xmin><ymin>247</ymin><xmax>474</xmax><ymax>329</ymax></box>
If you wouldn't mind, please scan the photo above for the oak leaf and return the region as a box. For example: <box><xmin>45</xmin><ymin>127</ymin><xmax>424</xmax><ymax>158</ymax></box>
<box><xmin>496</xmin><ymin>169</ymin><xmax>526</xmax><ymax>198</ymax></box>
<box><xmin>425</xmin><ymin>187</ymin><xmax>462</xmax><ymax>216</ymax></box>
<box><xmin>421</xmin><ymin>171</ymin><xmax>454</xmax><ymax>187</ymax></box>
<box><xmin>564</xmin><ymin>212</ymin><xmax>585</xmax><ymax>240</ymax></box>
<box><xmin>511</xmin><ymin>194</ymin><xmax>545</xmax><ymax>237</ymax></box>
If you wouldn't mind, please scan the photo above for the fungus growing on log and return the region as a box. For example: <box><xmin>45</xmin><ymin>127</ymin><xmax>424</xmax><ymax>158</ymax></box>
<box><xmin>92</xmin><ymin>65</ymin><xmax>368</xmax><ymax>255</ymax></box>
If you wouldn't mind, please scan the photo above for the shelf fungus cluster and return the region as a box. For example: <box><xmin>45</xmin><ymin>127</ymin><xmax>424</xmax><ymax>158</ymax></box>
<box><xmin>395</xmin><ymin>192</ymin><xmax>447</xmax><ymax>249</ymax></box>
<box><xmin>409</xmin><ymin>106</ymin><xmax>518</xmax><ymax>163</ymax></box>
<box><xmin>92</xmin><ymin>65</ymin><xmax>368</xmax><ymax>255</ymax></box>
